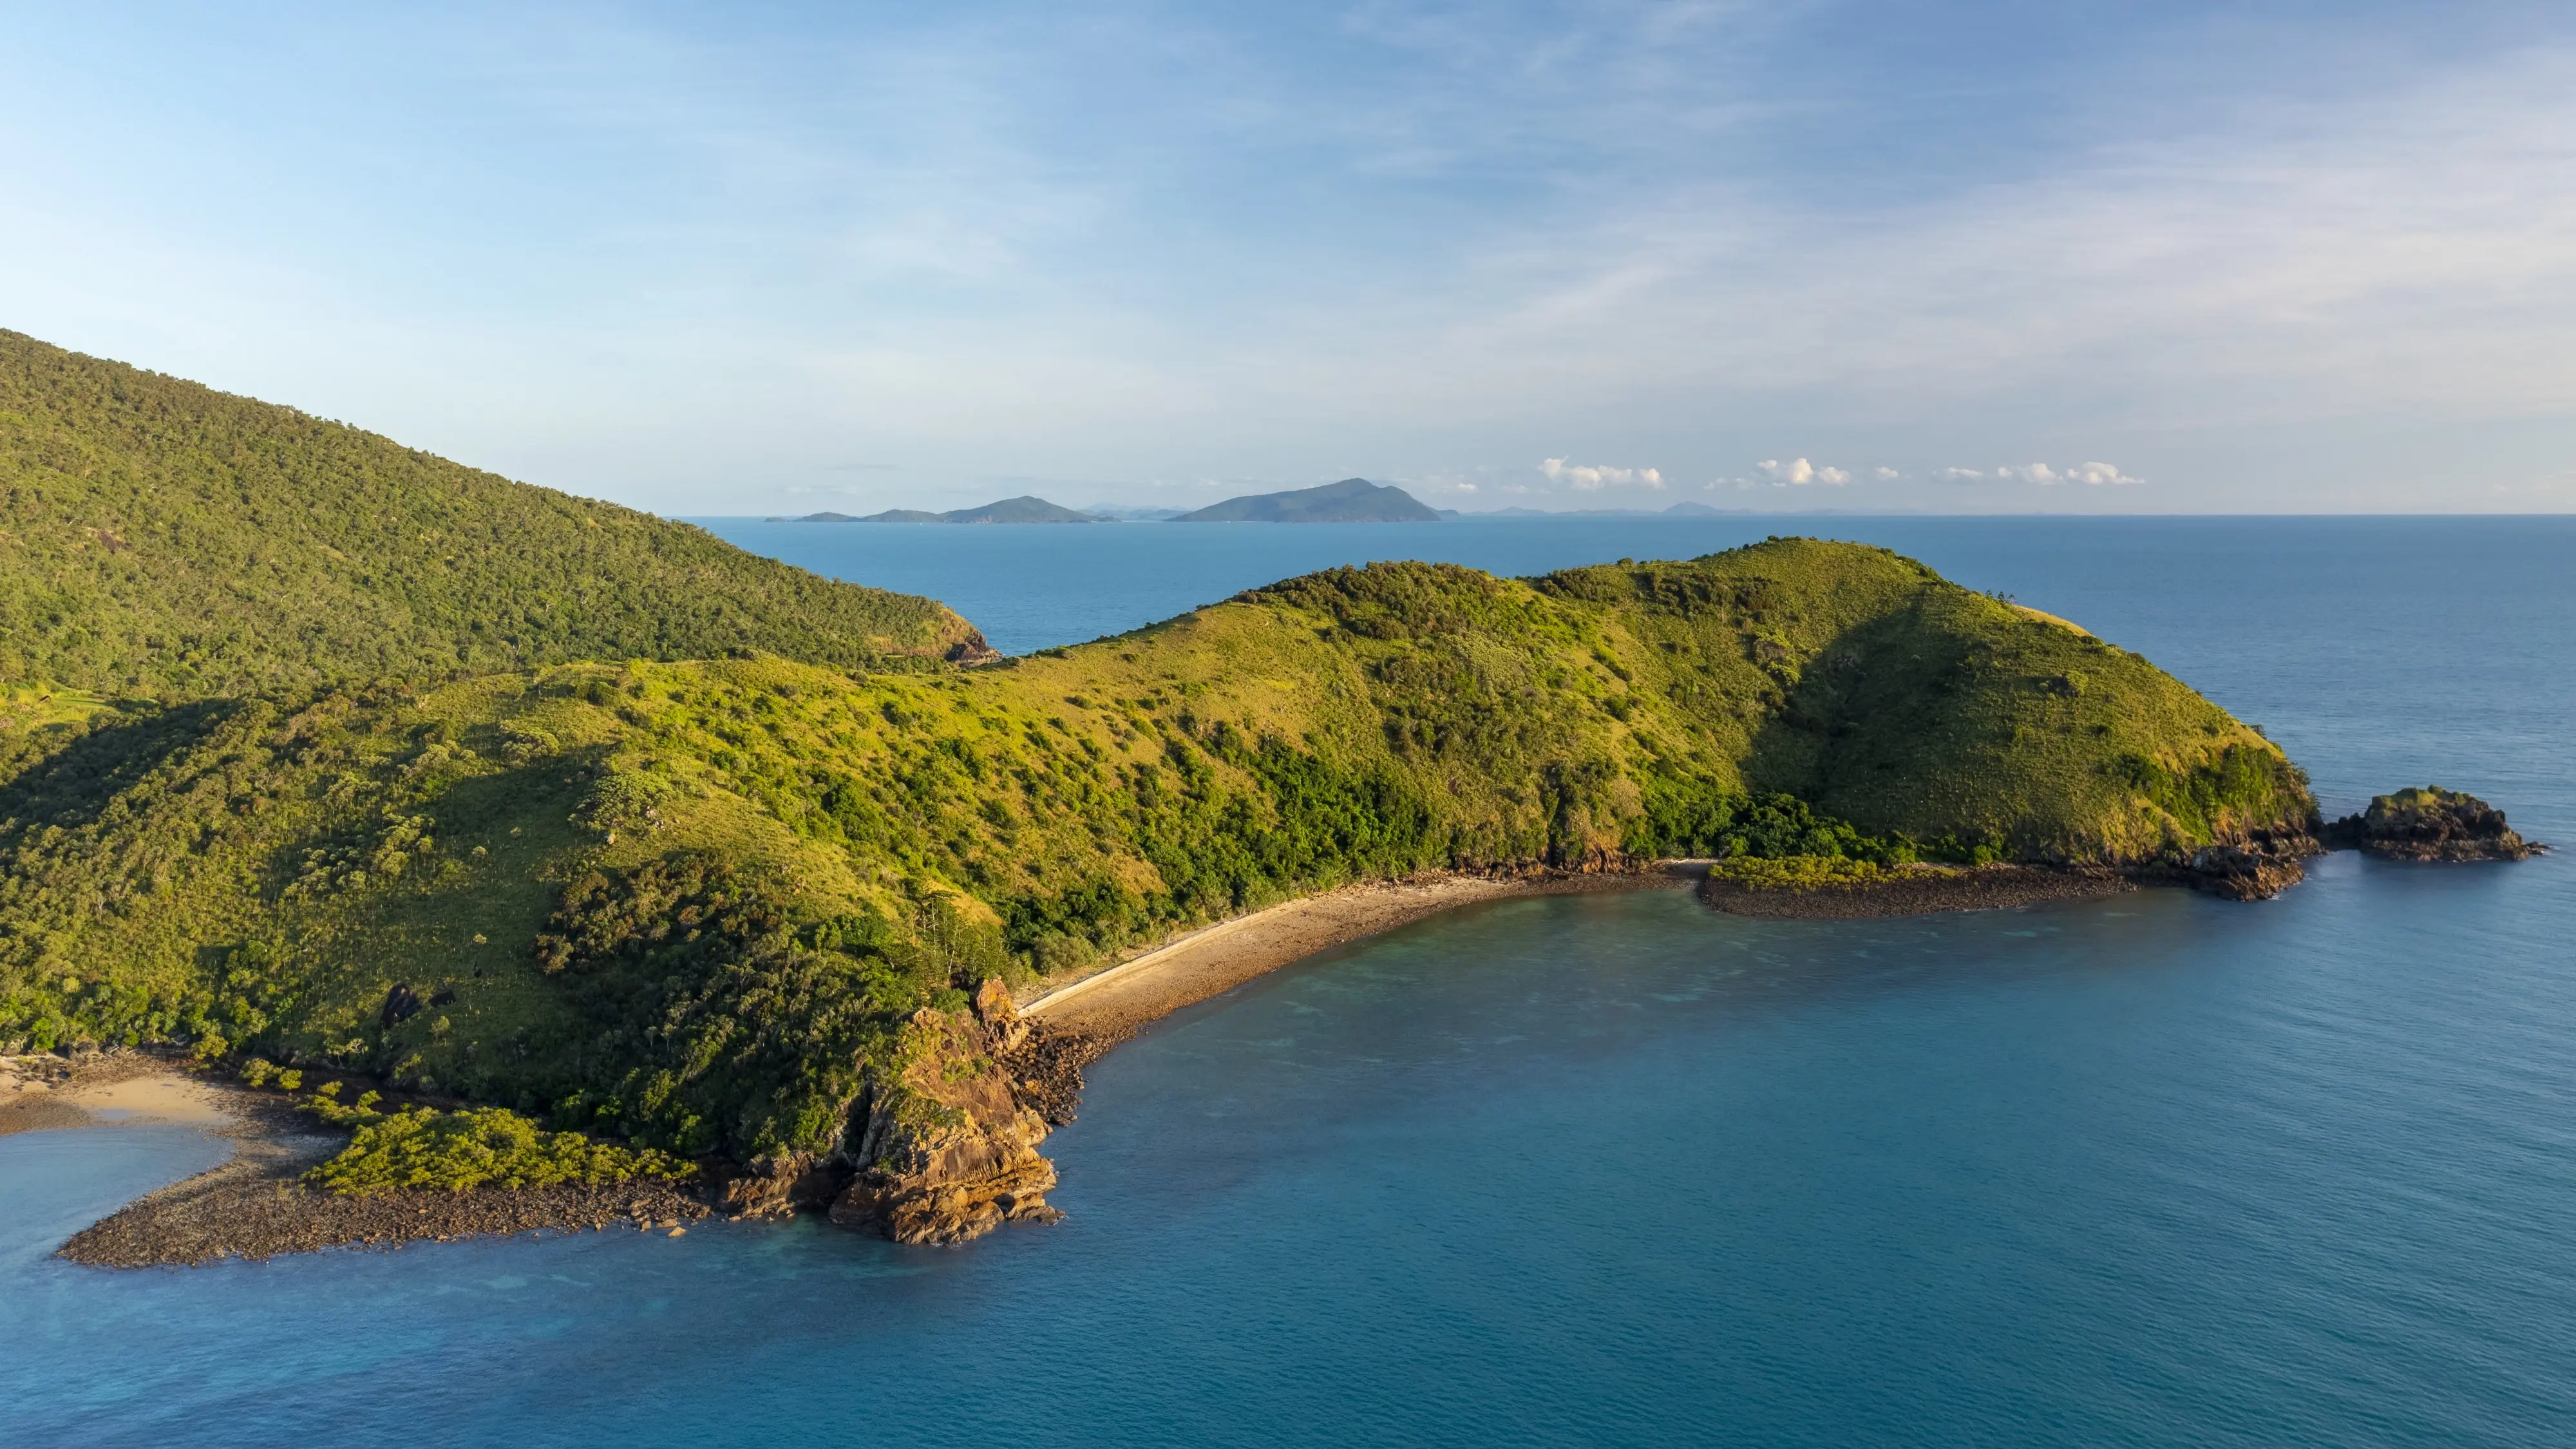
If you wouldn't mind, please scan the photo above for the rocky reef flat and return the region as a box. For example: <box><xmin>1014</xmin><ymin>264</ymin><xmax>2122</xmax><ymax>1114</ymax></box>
<box><xmin>21</xmin><ymin>1055</ymin><xmax>710</xmax><ymax>1268</ymax></box>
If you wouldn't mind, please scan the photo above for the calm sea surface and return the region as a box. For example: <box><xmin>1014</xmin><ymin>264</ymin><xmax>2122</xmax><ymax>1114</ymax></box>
<box><xmin>6</xmin><ymin>516</ymin><xmax>2571</xmax><ymax>1446</ymax></box>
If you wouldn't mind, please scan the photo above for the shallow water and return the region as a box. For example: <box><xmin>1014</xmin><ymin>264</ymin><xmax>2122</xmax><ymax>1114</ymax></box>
<box><xmin>6</xmin><ymin>516</ymin><xmax>2571</xmax><ymax>1446</ymax></box>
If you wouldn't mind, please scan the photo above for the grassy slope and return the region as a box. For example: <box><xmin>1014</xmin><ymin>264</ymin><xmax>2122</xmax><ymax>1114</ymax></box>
<box><xmin>0</xmin><ymin>330</ymin><xmax>978</xmax><ymax>697</ymax></box>
<box><xmin>0</xmin><ymin>540</ymin><xmax>2311</xmax><ymax>1164</ymax></box>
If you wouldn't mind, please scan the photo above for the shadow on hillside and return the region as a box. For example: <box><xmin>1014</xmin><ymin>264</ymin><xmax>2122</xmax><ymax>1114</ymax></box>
<box><xmin>1738</xmin><ymin>603</ymin><xmax>1975</xmax><ymax>820</ymax></box>
<box><xmin>0</xmin><ymin>699</ymin><xmax>237</xmax><ymax>835</ymax></box>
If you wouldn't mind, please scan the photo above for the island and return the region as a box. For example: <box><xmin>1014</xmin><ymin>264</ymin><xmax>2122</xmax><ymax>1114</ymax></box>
<box><xmin>1170</xmin><ymin>477</ymin><xmax>1441</xmax><ymax>522</ymax></box>
<box><xmin>774</xmin><ymin>496</ymin><xmax>1103</xmax><ymax>524</ymax></box>
<box><xmin>0</xmin><ymin>328</ymin><xmax>2533</xmax><ymax>1260</ymax></box>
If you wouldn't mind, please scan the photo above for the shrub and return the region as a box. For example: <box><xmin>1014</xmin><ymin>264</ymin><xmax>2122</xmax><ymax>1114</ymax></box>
<box><xmin>1703</xmin><ymin>855</ymin><xmax>1889</xmax><ymax>891</ymax></box>
<box><xmin>303</xmin><ymin>1100</ymin><xmax>692</xmax><ymax>1196</ymax></box>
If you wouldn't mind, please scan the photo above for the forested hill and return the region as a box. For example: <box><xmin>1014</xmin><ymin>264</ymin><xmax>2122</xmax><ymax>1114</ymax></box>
<box><xmin>0</xmin><ymin>331</ymin><xmax>982</xmax><ymax>698</ymax></box>
<box><xmin>0</xmin><ymin>540</ymin><xmax>2314</xmax><ymax>1168</ymax></box>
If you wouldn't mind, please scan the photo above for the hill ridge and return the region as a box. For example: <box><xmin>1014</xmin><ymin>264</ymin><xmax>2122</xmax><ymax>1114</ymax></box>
<box><xmin>0</xmin><ymin>330</ymin><xmax>981</xmax><ymax>697</ymax></box>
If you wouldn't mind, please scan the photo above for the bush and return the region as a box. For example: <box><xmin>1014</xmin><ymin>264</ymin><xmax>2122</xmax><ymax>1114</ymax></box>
<box><xmin>1703</xmin><ymin>855</ymin><xmax>1888</xmax><ymax>891</ymax></box>
<box><xmin>303</xmin><ymin>1099</ymin><xmax>691</xmax><ymax>1196</ymax></box>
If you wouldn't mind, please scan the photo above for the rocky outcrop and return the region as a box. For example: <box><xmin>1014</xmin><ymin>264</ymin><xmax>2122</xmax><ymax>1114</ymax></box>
<box><xmin>943</xmin><ymin>632</ymin><xmax>1003</xmax><ymax>667</ymax></box>
<box><xmin>2322</xmin><ymin>786</ymin><xmax>2541</xmax><ymax>862</ymax></box>
<box><xmin>2178</xmin><ymin>833</ymin><xmax>2320</xmax><ymax>900</ymax></box>
<box><xmin>713</xmin><ymin>1151</ymin><xmax>843</xmax><ymax>1222</ymax></box>
<box><xmin>828</xmin><ymin>985</ymin><xmax>1064</xmax><ymax>1245</ymax></box>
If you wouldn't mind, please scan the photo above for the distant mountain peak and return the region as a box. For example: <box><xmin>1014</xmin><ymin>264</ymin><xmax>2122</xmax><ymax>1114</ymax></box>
<box><xmin>786</xmin><ymin>495</ymin><xmax>1102</xmax><ymax>524</ymax></box>
<box><xmin>1171</xmin><ymin>477</ymin><xmax>1439</xmax><ymax>523</ymax></box>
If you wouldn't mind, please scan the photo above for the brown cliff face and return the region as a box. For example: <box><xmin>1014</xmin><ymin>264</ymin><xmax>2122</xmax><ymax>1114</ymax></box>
<box><xmin>714</xmin><ymin>1151</ymin><xmax>843</xmax><ymax>1221</ymax></box>
<box><xmin>2324</xmin><ymin>787</ymin><xmax>2541</xmax><ymax>862</ymax></box>
<box><xmin>828</xmin><ymin>983</ymin><xmax>1064</xmax><ymax>1245</ymax></box>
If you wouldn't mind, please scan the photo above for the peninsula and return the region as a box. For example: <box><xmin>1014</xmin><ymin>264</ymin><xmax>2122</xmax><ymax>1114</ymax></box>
<box><xmin>3</xmin><ymin>328</ymin><xmax>2474</xmax><ymax>1259</ymax></box>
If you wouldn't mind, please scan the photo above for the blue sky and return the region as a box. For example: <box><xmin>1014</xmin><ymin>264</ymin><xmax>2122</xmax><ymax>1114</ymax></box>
<box><xmin>5</xmin><ymin>1</ymin><xmax>2571</xmax><ymax>514</ymax></box>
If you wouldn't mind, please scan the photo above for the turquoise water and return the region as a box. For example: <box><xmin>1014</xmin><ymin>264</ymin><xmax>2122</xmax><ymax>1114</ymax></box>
<box><xmin>7</xmin><ymin>517</ymin><xmax>2573</xmax><ymax>1446</ymax></box>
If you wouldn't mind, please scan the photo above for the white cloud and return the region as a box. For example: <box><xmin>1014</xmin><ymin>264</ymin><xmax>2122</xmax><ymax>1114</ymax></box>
<box><xmin>1873</xmin><ymin>467</ymin><xmax>1901</xmax><ymax>481</ymax></box>
<box><xmin>1936</xmin><ymin>467</ymin><xmax>1985</xmax><ymax>481</ymax></box>
<box><xmin>1997</xmin><ymin>463</ymin><xmax>2061</xmax><ymax>484</ymax></box>
<box><xmin>2065</xmin><ymin>460</ymin><xmax>2143</xmax><ymax>485</ymax></box>
<box><xmin>1542</xmin><ymin>457</ymin><xmax>1664</xmax><ymax>491</ymax></box>
<box><xmin>1756</xmin><ymin>458</ymin><xmax>1850</xmax><ymax>486</ymax></box>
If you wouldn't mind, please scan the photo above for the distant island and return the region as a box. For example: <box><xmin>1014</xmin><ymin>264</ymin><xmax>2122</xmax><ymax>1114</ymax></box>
<box><xmin>1170</xmin><ymin>477</ymin><xmax>1439</xmax><ymax>523</ymax></box>
<box><xmin>772</xmin><ymin>478</ymin><xmax>1446</xmax><ymax>526</ymax></box>
<box><xmin>773</xmin><ymin>495</ymin><xmax>1101</xmax><ymax>524</ymax></box>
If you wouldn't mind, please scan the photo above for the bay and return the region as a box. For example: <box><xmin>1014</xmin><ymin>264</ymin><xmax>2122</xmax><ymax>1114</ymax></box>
<box><xmin>6</xmin><ymin>515</ymin><xmax>2570</xmax><ymax>1446</ymax></box>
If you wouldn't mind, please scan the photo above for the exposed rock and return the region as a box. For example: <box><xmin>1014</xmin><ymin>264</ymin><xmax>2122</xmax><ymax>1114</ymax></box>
<box><xmin>379</xmin><ymin>983</ymin><xmax>424</xmax><ymax>1029</ymax></box>
<box><xmin>2322</xmin><ymin>786</ymin><xmax>2541</xmax><ymax>862</ymax></box>
<box><xmin>713</xmin><ymin>1150</ymin><xmax>843</xmax><ymax>1222</ymax></box>
<box><xmin>944</xmin><ymin>632</ymin><xmax>1003</xmax><ymax>667</ymax></box>
<box><xmin>972</xmin><ymin>976</ymin><xmax>1030</xmax><ymax>1053</ymax></box>
<box><xmin>2180</xmin><ymin>833</ymin><xmax>2318</xmax><ymax>900</ymax></box>
<box><xmin>996</xmin><ymin>1020</ymin><xmax>1110</xmax><ymax>1128</ymax></box>
<box><xmin>829</xmin><ymin>1001</ymin><xmax>1063</xmax><ymax>1245</ymax></box>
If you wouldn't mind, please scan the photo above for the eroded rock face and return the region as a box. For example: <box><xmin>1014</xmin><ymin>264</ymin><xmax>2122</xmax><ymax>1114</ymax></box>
<box><xmin>828</xmin><ymin>987</ymin><xmax>1064</xmax><ymax>1245</ymax></box>
<box><xmin>714</xmin><ymin>1151</ymin><xmax>843</xmax><ymax>1222</ymax></box>
<box><xmin>2182</xmin><ymin>834</ymin><xmax>2318</xmax><ymax>900</ymax></box>
<box><xmin>2324</xmin><ymin>787</ymin><xmax>2540</xmax><ymax>862</ymax></box>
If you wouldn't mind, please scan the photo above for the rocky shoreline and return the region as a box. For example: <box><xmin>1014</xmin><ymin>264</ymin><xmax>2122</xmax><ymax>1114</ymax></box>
<box><xmin>33</xmin><ymin>792</ymin><xmax>2546</xmax><ymax>1266</ymax></box>
<box><xmin>1698</xmin><ymin>864</ymin><xmax>2137</xmax><ymax>918</ymax></box>
<box><xmin>22</xmin><ymin>1058</ymin><xmax>716</xmax><ymax>1267</ymax></box>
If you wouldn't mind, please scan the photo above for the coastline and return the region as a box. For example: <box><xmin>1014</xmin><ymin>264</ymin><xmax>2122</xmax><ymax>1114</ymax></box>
<box><xmin>1022</xmin><ymin>866</ymin><xmax>1703</xmax><ymax>1041</ymax></box>
<box><xmin>35</xmin><ymin>859</ymin><xmax>2154</xmax><ymax>1266</ymax></box>
<box><xmin>14</xmin><ymin>1053</ymin><xmax>712</xmax><ymax>1268</ymax></box>
<box><xmin>1697</xmin><ymin>864</ymin><xmax>2137</xmax><ymax>919</ymax></box>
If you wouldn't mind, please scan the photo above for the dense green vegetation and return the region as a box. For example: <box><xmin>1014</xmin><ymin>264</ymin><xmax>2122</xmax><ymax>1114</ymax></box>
<box><xmin>0</xmin><ymin>330</ymin><xmax>979</xmax><ymax>697</ymax></box>
<box><xmin>0</xmin><ymin>536</ymin><xmax>2314</xmax><ymax>1175</ymax></box>
<box><xmin>298</xmin><ymin>1086</ymin><xmax>690</xmax><ymax>1195</ymax></box>
<box><xmin>1700</xmin><ymin>854</ymin><xmax>1891</xmax><ymax>891</ymax></box>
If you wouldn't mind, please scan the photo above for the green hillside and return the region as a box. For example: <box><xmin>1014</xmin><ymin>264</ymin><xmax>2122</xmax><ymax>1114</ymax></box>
<box><xmin>0</xmin><ymin>331</ymin><xmax>981</xmax><ymax>697</ymax></box>
<box><xmin>0</xmin><ymin>540</ymin><xmax>2311</xmax><ymax>1167</ymax></box>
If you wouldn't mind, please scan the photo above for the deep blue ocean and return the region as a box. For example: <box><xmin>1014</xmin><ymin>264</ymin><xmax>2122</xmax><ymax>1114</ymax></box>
<box><xmin>6</xmin><ymin>516</ymin><xmax>2571</xmax><ymax>1446</ymax></box>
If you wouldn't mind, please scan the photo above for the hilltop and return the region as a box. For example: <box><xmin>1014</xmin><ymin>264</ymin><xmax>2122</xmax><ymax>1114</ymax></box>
<box><xmin>1172</xmin><ymin>478</ymin><xmax>1439</xmax><ymax>522</ymax></box>
<box><xmin>0</xmin><ymin>331</ymin><xmax>981</xmax><ymax>698</ymax></box>
<box><xmin>0</xmin><ymin>536</ymin><xmax>2313</xmax><ymax>1242</ymax></box>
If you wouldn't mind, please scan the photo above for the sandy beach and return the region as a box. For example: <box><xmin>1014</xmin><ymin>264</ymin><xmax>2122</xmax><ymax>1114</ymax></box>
<box><xmin>1023</xmin><ymin>866</ymin><xmax>1703</xmax><ymax>1041</ymax></box>
<box><xmin>1</xmin><ymin>1052</ymin><xmax>235</xmax><ymax>1137</ymax></box>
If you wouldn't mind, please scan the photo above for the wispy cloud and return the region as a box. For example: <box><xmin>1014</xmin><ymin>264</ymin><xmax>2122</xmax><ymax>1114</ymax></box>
<box><xmin>2</xmin><ymin>5</ymin><xmax>2567</xmax><ymax>511</ymax></box>
<box><xmin>1542</xmin><ymin>457</ymin><xmax>1664</xmax><ymax>491</ymax></box>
